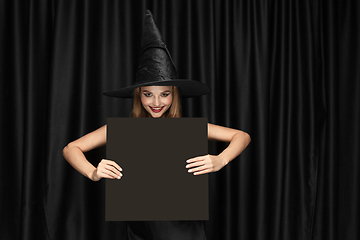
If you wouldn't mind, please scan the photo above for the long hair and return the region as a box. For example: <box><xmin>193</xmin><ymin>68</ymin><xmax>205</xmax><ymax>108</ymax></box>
<box><xmin>130</xmin><ymin>86</ymin><xmax>182</xmax><ymax>118</ymax></box>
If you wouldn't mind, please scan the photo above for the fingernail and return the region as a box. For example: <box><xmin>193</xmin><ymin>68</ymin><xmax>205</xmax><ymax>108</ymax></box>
<box><xmin>188</xmin><ymin>169</ymin><xmax>192</xmax><ymax>173</ymax></box>
<box><xmin>185</xmin><ymin>165</ymin><xmax>189</xmax><ymax>168</ymax></box>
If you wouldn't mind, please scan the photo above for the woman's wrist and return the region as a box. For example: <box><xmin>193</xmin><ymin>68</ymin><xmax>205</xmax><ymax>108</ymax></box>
<box><xmin>218</xmin><ymin>154</ymin><xmax>229</xmax><ymax>168</ymax></box>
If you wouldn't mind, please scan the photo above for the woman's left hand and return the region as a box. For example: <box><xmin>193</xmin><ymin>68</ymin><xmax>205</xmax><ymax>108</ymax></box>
<box><xmin>186</xmin><ymin>154</ymin><xmax>227</xmax><ymax>175</ymax></box>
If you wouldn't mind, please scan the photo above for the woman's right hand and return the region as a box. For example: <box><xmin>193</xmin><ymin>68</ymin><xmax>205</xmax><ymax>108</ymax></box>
<box><xmin>91</xmin><ymin>159</ymin><xmax>123</xmax><ymax>181</ymax></box>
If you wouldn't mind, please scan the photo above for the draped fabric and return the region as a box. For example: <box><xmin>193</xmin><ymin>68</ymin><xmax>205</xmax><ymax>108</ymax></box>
<box><xmin>1</xmin><ymin>0</ymin><xmax>359</xmax><ymax>240</ymax></box>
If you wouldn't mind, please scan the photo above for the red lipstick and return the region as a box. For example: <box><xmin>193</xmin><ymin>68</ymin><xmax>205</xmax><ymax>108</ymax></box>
<box><xmin>150</xmin><ymin>106</ymin><xmax>164</xmax><ymax>113</ymax></box>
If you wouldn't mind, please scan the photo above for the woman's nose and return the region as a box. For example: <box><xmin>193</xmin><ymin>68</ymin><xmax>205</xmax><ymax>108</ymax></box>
<box><xmin>153</xmin><ymin>96</ymin><xmax>160</xmax><ymax>106</ymax></box>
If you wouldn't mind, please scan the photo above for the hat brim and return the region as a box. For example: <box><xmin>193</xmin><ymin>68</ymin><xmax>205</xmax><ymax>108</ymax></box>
<box><xmin>103</xmin><ymin>79</ymin><xmax>210</xmax><ymax>98</ymax></box>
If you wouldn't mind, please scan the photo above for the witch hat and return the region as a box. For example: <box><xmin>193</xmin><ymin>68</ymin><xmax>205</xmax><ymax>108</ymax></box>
<box><xmin>103</xmin><ymin>10</ymin><xmax>210</xmax><ymax>98</ymax></box>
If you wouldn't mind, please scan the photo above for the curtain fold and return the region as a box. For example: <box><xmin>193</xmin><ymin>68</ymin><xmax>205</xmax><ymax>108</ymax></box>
<box><xmin>337</xmin><ymin>1</ymin><xmax>360</xmax><ymax>239</ymax></box>
<box><xmin>267</xmin><ymin>0</ymin><xmax>319</xmax><ymax>238</ymax></box>
<box><xmin>1</xmin><ymin>0</ymin><xmax>359</xmax><ymax>240</ymax></box>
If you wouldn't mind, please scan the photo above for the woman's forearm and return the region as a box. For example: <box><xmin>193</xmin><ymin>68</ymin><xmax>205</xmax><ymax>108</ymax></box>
<box><xmin>63</xmin><ymin>143</ymin><xmax>96</xmax><ymax>180</ymax></box>
<box><xmin>186</xmin><ymin>131</ymin><xmax>250</xmax><ymax>175</ymax></box>
<box><xmin>62</xmin><ymin>126</ymin><xmax>122</xmax><ymax>181</ymax></box>
<box><xmin>218</xmin><ymin>131</ymin><xmax>251</xmax><ymax>165</ymax></box>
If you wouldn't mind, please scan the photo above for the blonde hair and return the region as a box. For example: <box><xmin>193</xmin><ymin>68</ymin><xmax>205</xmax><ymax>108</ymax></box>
<box><xmin>130</xmin><ymin>86</ymin><xmax>182</xmax><ymax>118</ymax></box>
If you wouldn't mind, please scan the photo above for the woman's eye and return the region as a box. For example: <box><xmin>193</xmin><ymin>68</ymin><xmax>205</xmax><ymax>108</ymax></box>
<box><xmin>161</xmin><ymin>93</ymin><xmax>170</xmax><ymax>97</ymax></box>
<box><xmin>144</xmin><ymin>93</ymin><xmax>152</xmax><ymax>97</ymax></box>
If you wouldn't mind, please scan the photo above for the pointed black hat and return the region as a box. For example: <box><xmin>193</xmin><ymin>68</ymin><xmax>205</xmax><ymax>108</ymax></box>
<box><xmin>103</xmin><ymin>10</ymin><xmax>210</xmax><ymax>98</ymax></box>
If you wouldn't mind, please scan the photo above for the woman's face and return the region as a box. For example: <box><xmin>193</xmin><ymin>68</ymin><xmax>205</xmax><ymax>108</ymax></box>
<box><xmin>140</xmin><ymin>86</ymin><xmax>173</xmax><ymax>118</ymax></box>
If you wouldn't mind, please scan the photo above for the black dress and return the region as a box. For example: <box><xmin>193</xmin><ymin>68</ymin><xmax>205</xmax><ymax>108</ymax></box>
<box><xmin>127</xmin><ymin>221</ymin><xmax>207</xmax><ymax>240</ymax></box>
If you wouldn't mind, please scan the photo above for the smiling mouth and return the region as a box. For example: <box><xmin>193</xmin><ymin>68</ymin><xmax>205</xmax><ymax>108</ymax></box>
<box><xmin>150</xmin><ymin>106</ymin><xmax>164</xmax><ymax>113</ymax></box>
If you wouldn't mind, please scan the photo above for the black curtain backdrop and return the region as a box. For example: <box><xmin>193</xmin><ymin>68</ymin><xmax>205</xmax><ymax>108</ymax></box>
<box><xmin>1</xmin><ymin>0</ymin><xmax>359</xmax><ymax>240</ymax></box>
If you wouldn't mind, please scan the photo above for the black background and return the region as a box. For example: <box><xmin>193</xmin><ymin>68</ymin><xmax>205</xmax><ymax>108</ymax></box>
<box><xmin>0</xmin><ymin>0</ymin><xmax>359</xmax><ymax>240</ymax></box>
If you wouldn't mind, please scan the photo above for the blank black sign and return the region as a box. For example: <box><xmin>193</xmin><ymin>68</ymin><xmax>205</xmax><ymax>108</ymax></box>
<box><xmin>106</xmin><ymin>118</ymin><xmax>208</xmax><ymax>221</ymax></box>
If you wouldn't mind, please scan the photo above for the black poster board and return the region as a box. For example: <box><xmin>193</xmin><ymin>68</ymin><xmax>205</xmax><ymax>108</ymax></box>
<box><xmin>106</xmin><ymin>118</ymin><xmax>208</xmax><ymax>221</ymax></box>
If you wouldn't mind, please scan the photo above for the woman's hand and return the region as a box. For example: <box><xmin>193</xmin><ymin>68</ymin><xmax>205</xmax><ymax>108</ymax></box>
<box><xmin>186</xmin><ymin>154</ymin><xmax>227</xmax><ymax>175</ymax></box>
<box><xmin>91</xmin><ymin>159</ymin><xmax>123</xmax><ymax>181</ymax></box>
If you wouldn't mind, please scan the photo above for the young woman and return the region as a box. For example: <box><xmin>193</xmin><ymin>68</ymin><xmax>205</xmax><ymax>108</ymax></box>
<box><xmin>63</xmin><ymin>85</ymin><xmax>250</xmax><ymax>240</ymax></box>
<box><xmin>63</xmin><ymin>10</ymin><xmax>250</xmax><ymax>240</ymax></box>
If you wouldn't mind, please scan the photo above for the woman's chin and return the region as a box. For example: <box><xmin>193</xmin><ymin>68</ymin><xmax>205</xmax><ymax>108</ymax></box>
<box><xmin>150</xmin><ymin>113</ymin><xmax>164</xmax><ymax>118</ymax></box>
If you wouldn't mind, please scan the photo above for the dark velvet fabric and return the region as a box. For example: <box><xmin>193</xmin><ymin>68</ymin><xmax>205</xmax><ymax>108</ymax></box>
<box><xmin>127</xmin><ymin>221</ymin><xmax>206</xmax><ymax>240</ymax></box>
<box><xmin>1</xmin><ymin>0</ymin><xmax>360</xmax><ymax>240</ymax></box>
